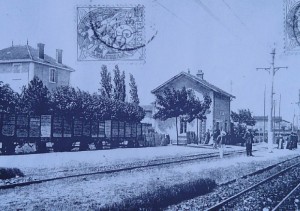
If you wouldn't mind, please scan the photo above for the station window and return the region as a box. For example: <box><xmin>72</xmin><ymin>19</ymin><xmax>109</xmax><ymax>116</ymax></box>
<box><xmin>49</xmin><ymin>68</ymin><xmax>57</xmax><ymax>83</ymax></box>
<box><xmin>12</xmin><ymin>63</ymin><xmax>22</xmax><ymax>73</ymax></box>
<box><xmin>180</xmin><ymin>118</ymin><xmax>187</xmax><ymax>134</ymax></box>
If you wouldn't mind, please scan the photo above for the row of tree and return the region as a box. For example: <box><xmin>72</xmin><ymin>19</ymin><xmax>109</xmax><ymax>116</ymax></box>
<box><xmin>0</xmin><ymin>65</ymin><xmax>145</xmax><ymax>122</ymax></box>
<box><xmin>99</xmin><ymin>65</ymin><xmax>140</xmax><ymax>105</ymax></box>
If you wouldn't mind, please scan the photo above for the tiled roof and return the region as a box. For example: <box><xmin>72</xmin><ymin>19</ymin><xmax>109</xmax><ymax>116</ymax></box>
<box><xmin>151</xmin><ymin>71</ymin><xmax>235</xmax><ymax>98</ymax></box>
<box><xmin>0</xmin><ymin>45</ymin><xmax>75</xmax><ymax>71</ymax></box>
<box><xmin>254</xmin><ymin>116</ymin><xmax>290</xmax><ymax>123</ymax></box>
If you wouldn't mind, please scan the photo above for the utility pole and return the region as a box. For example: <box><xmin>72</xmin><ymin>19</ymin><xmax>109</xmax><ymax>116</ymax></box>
<box><xmin>263</xmin><ymin>85</ymin><xmax>266</xmax><ymax>143</ymax></box>
<box><xmin>279</xmin><ymin>94</ymin><xmax>281</xmax><ymax>137</ymax></box>
<box><xmin>256</xmin><ymin>48</ymin><xmax>288</xmax><ymax>152</ymax></box>
<box><xmin>273</xmin><ymin>99</ymin><xmax>276</xmax><ymax>141</ymax></box>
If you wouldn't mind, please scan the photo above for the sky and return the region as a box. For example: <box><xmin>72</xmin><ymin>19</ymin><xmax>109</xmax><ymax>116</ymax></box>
<box><xmin>0</xmin><ymin>0</ymin><xmax>300</xmax><ymax>124</ymax></box>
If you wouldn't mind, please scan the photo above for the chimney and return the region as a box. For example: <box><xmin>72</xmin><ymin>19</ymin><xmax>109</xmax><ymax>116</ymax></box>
<box><xmin>196</xmin><ymin>70</ymin><xmax>204</xmax><ymax>80</ymax></box>
<box><xmin>37</xmin><ymin>43</ymin><xmax>45</xmax><ymax>59</ymax></box>
<box><xmin>56</xmin><ymin>49</ymin><xmax>63</xmax><ymax>64</ymax></box>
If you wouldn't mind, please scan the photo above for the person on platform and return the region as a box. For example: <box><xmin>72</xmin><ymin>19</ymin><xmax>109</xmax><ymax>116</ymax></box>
<box><xmin>292</xmin><ymin>132</ymin><xmax>298</xmax><ymax>149</ymax></box>
<box><xmin>278</xmin><ymin>136</ymin><xmax>284</xmax><ymax>149</ymax></box>
<box><xmin>217</xmin><ymin>130</ymin><xmax>227</xmax><ymax>158</ymax></box>
<box><xmin>287</xmin><ymin>134</ymin><xmax>291</xmax><ymax>150</ymax></box>
<box><xmin>288</xmin><ymin>132</ymin><xmax>296</xmax><ymax>150</ymax></box>
<box><xmin>217</xmin><ymin>130</ymin><xmax>226</xmax><ymax>148</ymax></box>
<box><xmin>243</xmin><ymin>128</ymin><xmax>253</xmax><ymax>156</ymax></box>
<box><xmin>213</xmin><ymin>128</ymin><xmax>220</xmax><ymax>149</ymax></box>
<box><xmin>204</xmin><ymin>129</ymin><xmax>211</xmax><ymax>144</ymax></box>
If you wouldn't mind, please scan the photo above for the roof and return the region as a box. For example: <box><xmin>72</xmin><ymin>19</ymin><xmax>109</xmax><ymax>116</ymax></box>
<box><xmin>254</xmin><ymin>116</ymin><xmax>291</xmax><ymax>123</ymax></box>
<box><xmin>0</xmin><ymin>45</ymin><xmax>75</xmax><ymax>71</ymax></box>
<box><xmin>151</xmin><ymin>71</ymin><xmax>235</xmax><ymax>98</ymax></box>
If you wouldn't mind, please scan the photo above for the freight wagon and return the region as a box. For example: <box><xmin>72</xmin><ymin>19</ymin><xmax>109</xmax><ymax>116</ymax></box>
<box><xmin>0</xmin><ymin>113</ymin><xmax>152</xmax><ymax>155</ymax></box>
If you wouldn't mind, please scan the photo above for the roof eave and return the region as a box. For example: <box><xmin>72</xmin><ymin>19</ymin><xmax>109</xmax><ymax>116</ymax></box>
<box><xmin>151</xmin><ymin>72</ymin><xmax>185</xmax><ymax>94</ymax></box>
<box><xmin>151</xmin><ymin>71</ymin><xmax>235</xmax><ymax>99</ymax></box>
<box><xmin>0</xmin><ymin>59</ymin><xmax>75</xmax><ymax>71</ymax></box>
<box><xmin>0</xmin><ymin>59</ymin><xmax>32</xmax><ymax>63</ymax></box>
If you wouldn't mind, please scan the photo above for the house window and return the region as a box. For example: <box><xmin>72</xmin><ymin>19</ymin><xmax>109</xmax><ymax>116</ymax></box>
<box><xmin>49</xmin><ymin>68</ymin><xmax>57</xmax><ymax>83</ymax></box>
<box><xmin>12</xmin><ymin>63</ymin><xmax>22</xmax><ymax>73</ymax></box>
<box><xmin>180</xmin><ymin>118</ymin><xmax>187</xmax><ymax>134</ymax></box>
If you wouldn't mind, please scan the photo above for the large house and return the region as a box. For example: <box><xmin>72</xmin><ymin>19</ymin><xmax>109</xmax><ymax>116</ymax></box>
<box><xmin>0</xmin><ymin>43</ymin><xmax>75</xmax><ymax>91</ymax></box>
<box><xmin>150</xmin><ymin>70</ymin><xmax>235</xmax><ymax>144</ymax></box>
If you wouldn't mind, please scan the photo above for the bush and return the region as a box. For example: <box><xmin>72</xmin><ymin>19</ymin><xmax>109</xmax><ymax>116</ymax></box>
<box><xmin>101</xmin><ymin>178</ymin><xmax>216</xmax><ymax>210</ymax></box>
<box><xmin>0</xmin><ymin>167</ymin><xmax>24</xmax><ymax>180</ymax></box>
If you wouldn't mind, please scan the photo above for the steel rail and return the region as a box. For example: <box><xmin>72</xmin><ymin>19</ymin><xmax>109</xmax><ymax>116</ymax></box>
<box><xmin>206</xmin><ymin>160</ymin><xmax>300</xmax><ymax>211</ymax></box>
<box><xmin>0</xmin><ymin>149</ymin><xmax>247</xmax><ymax>190</ymax></box>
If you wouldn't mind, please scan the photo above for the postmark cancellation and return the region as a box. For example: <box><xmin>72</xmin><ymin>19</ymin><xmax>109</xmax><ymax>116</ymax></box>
<box><xmin>284</xmin><ymin>0</ymin><xmax>300</xmax><ymax>53</ymax></box>
<box><xmin>77</xmin><ymin>5</ymin><xmax>145</xmax><ymax>62</ymax></box>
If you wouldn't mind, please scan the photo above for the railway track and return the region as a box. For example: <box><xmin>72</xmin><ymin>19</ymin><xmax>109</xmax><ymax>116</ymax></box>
<box><xmin>272</xmin><ymin>180</ymin><xmax>300</xmax><ymax>210</ymax></box>
<box><xmin>0</xmin><ymin>149</ymin><xmax>248</xmax><ymax>190</ymax></box>
<box><xmin>205</xmin><ymin>158</ymin><xmax>300</xmax><ymax>211</ymax></box>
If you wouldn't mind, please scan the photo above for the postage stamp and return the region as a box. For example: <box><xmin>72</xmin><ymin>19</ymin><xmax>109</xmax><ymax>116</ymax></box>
<box><xmin>284</xmin><ymin>0</ymin><xmax>300</xmax><ymax>53</ymax></box>
<box><xmin>77</xmin><ymin>5</ymin><xmax>145</xmax><ymax>62</ymax></box>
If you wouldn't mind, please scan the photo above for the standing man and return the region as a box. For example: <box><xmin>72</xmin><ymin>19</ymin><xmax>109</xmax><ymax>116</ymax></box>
<box><xmin>244</xmin><ymin>128</ymin><xmax>253</xmax><ymax>156</ymax></box>
<box><xmin>204</xmin><ymin>129</ymin><xmax>211</xmax><ymax>144</ymax></box>
<box><xmin>218</xmin><ymin>130</ymin><xmax>227</xmax><ymax>158</ymax></box>
<box><xmin>213</xmin><ymin>128</ymin><xmax>220</xmax><ymax>149</ymax></box>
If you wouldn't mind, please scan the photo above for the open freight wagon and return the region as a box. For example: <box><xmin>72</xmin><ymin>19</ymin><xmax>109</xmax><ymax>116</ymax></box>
<box><xmin>0</xmin><ymin>113</ymin><xmax>151</xmax><ymax>155</ymax></box>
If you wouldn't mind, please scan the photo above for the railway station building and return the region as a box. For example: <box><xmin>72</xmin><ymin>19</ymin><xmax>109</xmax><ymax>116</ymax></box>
<box><xmin>150</xmin><ymin>70</ymin><xmax>235</xmax><ymax>144</ymax></box>
<box><xmin>0</xmin><ymin>42</ymin><xmax>75</xmax><ymax>91</ymax></box>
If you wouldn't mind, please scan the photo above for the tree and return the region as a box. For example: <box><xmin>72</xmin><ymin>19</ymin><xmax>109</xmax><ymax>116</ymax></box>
<box><xmin>0</xmin><ymin>81</ymin><xmax>17</xmax><ymax>113</ymax></box>
<box><xmin>120</xmin><ymin>70</ymin><xmax>126</xmax><ymax>102</ymax></box>
<box><xmin>129</xmin><ymin>73</ymin><xmax>140</xmax><ymax>105</ymax></box>
<box><xmin>153</xmin><ymin>87</ymin><xmax>211</xmax><ymax>144</ymax></box>
<box><xmin>185</xmin><ymin>92</ymin><xmax>212</xmax><ymax>122</ymax></box>
<box><xmin>113</xmin><ymin>65</ymin><xmax>126</xmax><ymax>102</ymax></box>
<box><xmin>51</xmin><ymin>86</ymin><xmax>96</xmax><ymax>118</ymax></box>
<box><xmin>18</xmin><ymin>76</ymin><xmax>51</xmax><ymax>115</ymax></box>
<box><xmin>231</xmin><ymin>109</ymin><xmax>256</xmax><ymax>126</ymax></box>
<box><xmin>231</xmin><ymin>109</ymin><xmax>256</xmax><ymax>143</ymax></box>
<box><xmin>99</xmin><ymin>65</ymin><xmax>112</xmax><ymax>98</ymax></box>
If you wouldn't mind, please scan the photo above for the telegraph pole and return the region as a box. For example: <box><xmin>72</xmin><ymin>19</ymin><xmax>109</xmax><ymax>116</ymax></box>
<box><xmin>279</xmin><ymin>94</ymin><xmax>281</xmax><ymax>137</ymax></box>
<box><xmin>274</xmin><ymin>99</ymin><xmax>276</xmax><ymax>141</ymax></box>
<box><xmin>257</xmin><ymin>48</ymin><xmax>288</xmax><ymax>152</ymax></box>
<box><xmin>263</xmin><ymin>85</ymin><xmax>266</xmax><ymax>142</ymax></box>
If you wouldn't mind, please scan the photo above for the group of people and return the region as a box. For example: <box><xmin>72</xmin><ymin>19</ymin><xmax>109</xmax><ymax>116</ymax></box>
<box><xmin>204</xmin><ymin>127</ymin><xmax>254</xmax><ymax>157</ymax></box>
<box><xmin>202</xmin><ymin>128</ymin><xmax>228</xmax><ymax>148</ymax></box>
<box><xmin>203</xmin><ymin>127</ymin><xmax>300</xmax><ymax>157</ymax></box>
<box><xmin>277</xmin><ymin>132</ymin><xmax>298</xmax><ymax>150</ymax></box>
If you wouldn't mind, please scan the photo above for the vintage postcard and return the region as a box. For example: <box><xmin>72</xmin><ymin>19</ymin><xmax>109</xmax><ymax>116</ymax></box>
<box><xmin>1</xmin><ymin>0</ymin><xmax>300</xmax><ymax>210</ymax></box>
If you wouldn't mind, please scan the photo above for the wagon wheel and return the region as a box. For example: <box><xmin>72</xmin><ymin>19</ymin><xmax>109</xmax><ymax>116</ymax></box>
<box><xmin>36</xmin><ymin>141</ymin><xmax>47</xmax><ymax>153</ymax></box>
<box><xmin>79</xmin><ymin>137</ymin><xmax>89</xmax><ymax>151</ymax></box>
<box><xmin>94</xmin><ymin>139</ymin><xmax>103</xmax><ymax>150</ymax></box>
<box><xmin>2</xmin><ymin>139</ymin><xmax>16</xmax><ymax>155</ymax></box>
<box><xmin>62</xmin><ymin>140</ymin><xmax>73</xmax><ymax>152</ymax></box>
<box><xmin>52</xmin><ymin>140</ymin><xmax>62</xmax><ymax>152</ymax></box>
